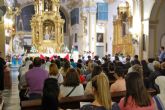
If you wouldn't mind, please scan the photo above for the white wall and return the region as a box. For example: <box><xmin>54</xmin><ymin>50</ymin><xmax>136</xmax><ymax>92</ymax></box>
<box><xmin>107</xmin><ymin>0</ymin><xmax>123</xmax><ymax>55</ymax></box>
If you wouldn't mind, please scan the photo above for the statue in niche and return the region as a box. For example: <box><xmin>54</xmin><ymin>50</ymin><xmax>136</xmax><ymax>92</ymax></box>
<box><xmin>121</xmin><ymin>12</ymin><xmax>128</xmax><ymax>36</ymax></box>
<box><xmin>44</xmin><ymin>0</ymin><xmax>52</xmax><ymax>11</ymax></box>
<box><xmin>43</xmin><ymin>20</ymin><xmax>55</xmax><ymax>40</ymax></box>
<box><xmin>44</xmin><ymin>26</ymin><xmax>51</xmax><ymax>40</ymax></box>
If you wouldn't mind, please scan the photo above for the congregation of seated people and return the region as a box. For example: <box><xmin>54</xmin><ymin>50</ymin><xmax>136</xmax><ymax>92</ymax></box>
<box><xmin>18</xmin><ymin>53</ymin><xmax>165</xmax><ymax>110</ymax></box>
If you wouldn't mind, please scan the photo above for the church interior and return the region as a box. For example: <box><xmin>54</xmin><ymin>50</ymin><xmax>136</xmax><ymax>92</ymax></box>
<box><xmin>0</xmin><ymin>0</ymin><xmax>165</xmax><ymax>110</ymax></box>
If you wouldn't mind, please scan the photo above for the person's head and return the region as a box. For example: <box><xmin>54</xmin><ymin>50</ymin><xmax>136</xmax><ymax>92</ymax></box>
<box><xmin>30</xmin><ymin>57</ymin><xmax>33</xmax><ymax>62</ymax></box>
<box><xmin>88</xmin><ymin>55</ymin><xmax>91</xmax><ymax>60</ymax></box>
<box><xmin>109</xmin><ymin>63</ymin><xmax>115</xmax><ymax>71</ymax></box>
<box><xmin>153</xmin><ymin>61</ymin><xmax>161</xmax><ymax>71</ymax></box>
<box><xmin>148</xmin><ymin>58</ymin><xmax>154</xmax><ymax>63</ymax></box>
<box><xmin>63</xmin><ymin>68</ymin><xmax>80</xmax><ymax>87</ymax></box>
<box><xmin>46</xmin><ymin>57</ymin><xmax>50</xmax><ymax>62</ymax></box>
<box><xmin>160</xmin><ymin>46</ymin><xmax>164</xmax><ymax>51</ymax></box>
<box><xmin>49</xmin><ymin>63</ymin><xmax>59</xmax><ymax>76</ymax></box>
<box><xmin>29</xmin><ymin>64</ymin><xmax>33</xmax><ymax>70</ymax></box>
<box><xmin>33</xmin><ymin>57</ymin><xmax>41</xmax><ymax>67</ymax></box>
<box><xmin>87</xmin><ymin>61</ymin><xmax>96</xmax><ymax>72</ymax></box>
<box><xmin>41</xmin><ymin>59</ymin><xmax>45</xmax><ymax>64</ymax></box>
<box><xmin>42</xmin><ymin>78</ymin><xmax>59</xmax><ymax>110</ymax></box>
<box><xmin>124</xmin><ymin>72</ymin><xmax>151</xmax><ymax>107</ymax></box>
<box><xmin>55</xmin><ymin>60</ymin><xmax>61</xmax><ymax>69</ymax></box>
<box><xmin>63</xmin><ymin>61</ymin><xmax>70</xmax><ymax>71</ymax></box>
<box><xmin>91</xmin><ymin>66</ymin><xmax>102</xmax><ymax>79</ymax></box>
<box><xmin>77</xmin><ymin>59</ymin><xmax>82</xmax><ymax>63</ymax></box>
<box><xmin>25</xmin><ymin>57</ymin><xmax>29</xmax><ymax>62</ymax></box>
<box><xmin>70</xmin><ymin>59</ymin><xmax>74</xmax><ymax>62</ymax></box>
<box><xmin>134</xmin><ymin>55</ymin><xmax>139</xmax><ymax>60</ymax></box>
<box><xmin>77</xmin><ymin>63</ymin><xmax>82</xmax><ymax>69</ymax></box>
<box><xmin>130</xmin><ymin>64</ymin><xmax>143</xmax><ymax>78</ymax></box>
<box><xmin>115</xmin><ymin>66</ymin><xmax>124</xmax><ymax>78</ymax></box>
<box><xmin>161</xmin><ymin>62</ymin><xmax>165</xmax><ymax>70</ymax></box>
<box><xmin>92</xmin><ymin>73</ymin><xmax>111</xmax><ymax>110</ymax></box>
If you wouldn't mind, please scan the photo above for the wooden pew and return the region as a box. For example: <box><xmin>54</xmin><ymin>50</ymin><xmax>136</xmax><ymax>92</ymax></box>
<box><xmin>21</xmin><ymin>89</ymin><xmax>157</xmax><ymax>110</ymax></box>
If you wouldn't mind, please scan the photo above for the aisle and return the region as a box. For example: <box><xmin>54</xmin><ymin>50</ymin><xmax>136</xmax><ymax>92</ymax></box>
<box><xmin>2</xmin><ymin>69</ymin><xmax>20</xmax><ymax>110</ymax></box>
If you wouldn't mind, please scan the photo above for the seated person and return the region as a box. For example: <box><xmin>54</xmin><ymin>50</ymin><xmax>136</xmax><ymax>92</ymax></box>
<box><xmin>153</xmin><ymin>76</ymin><xmax>165</xmax><ymax>110</ymax></box>
<box><xmin>148</xmin><ymin>61</ymin><xmax>161</xmax><ymax>90</ymax></box>
<box><xmin>81</xmin><ymin>73</ymin><xmax>120</xmax><ymax>110</ymax></box>
<box><xmin>118</xmin><ymin>72</ymin><xmax>155</xmax><ymax>110</ymax></box>
<box><xmin>42</xmin><ymin>78</ymin><xmax>59</xmax><ymax>110</ymax></box>
<box><xmin>110</xmin><ymin>66</ymin><xmax>126</xmax><ymax>92</ymax></box>
<box><xmin>160</xmin><ymin>62</ymin><xmax>165</xmax><ymax>76</ymax></box>
<box><xmin>85</xmin><ymin>66</ymin><xmax>102</xmax><ymax>95</ymax></box>
<box><xmin>60</xmin><ymin>68</ymin><xmax>84</xmax><ymax>97</ymax></box>
<box><xmin>25</xmin><ymin>57</ymin><xmax>48</xmax><ymax>99</ymax></box>
<box><xmin>49</xmin><ymin>63</ymin><xmax>63</xmax><ymax>84</ymax></box>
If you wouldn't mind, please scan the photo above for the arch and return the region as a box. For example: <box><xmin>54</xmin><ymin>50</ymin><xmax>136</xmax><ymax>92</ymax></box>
<box><xmin>149</xmin><ymin>0</ymin><xmax>165</xmax><ymax>57</ymax></box>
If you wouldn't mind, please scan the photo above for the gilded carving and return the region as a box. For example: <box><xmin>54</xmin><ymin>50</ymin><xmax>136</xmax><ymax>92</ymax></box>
<box><xmin>31</xmin><ymin>0</ymin><xmax>64</xmax><ymax>53</ymax></box>
<box><xmin>113</xmin><ymin>2</ymin><xmax>134</xmax><ymax>56</ymax></box>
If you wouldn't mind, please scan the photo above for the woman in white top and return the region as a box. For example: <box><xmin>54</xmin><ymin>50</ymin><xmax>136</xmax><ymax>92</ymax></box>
<box><xmin>60</xmin><ymin>68</ymin><xmax>84</xmax><ymax>97</ymax></box>
<box><xmin>49</xmin><ymin>63</ymin><xmax>64</xmax><ymax>84</ymax></box>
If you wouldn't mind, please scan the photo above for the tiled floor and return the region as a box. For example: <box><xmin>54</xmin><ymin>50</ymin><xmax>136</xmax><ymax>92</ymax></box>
<box><xmin>2</xmin><ymin>68</ymin><xmax>20</xmax><ymax>110</ymax></box>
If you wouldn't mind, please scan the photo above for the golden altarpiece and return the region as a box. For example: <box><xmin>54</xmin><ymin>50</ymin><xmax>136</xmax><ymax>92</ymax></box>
<box><xmin>31</xmin><ymin>0</ymin><xmax>65</xmax><ymax>53</ymax></box>
<box><xmin>113</xmin><ymin>2</ymin><xmax>134</xmax><ymax>56</ymax></box>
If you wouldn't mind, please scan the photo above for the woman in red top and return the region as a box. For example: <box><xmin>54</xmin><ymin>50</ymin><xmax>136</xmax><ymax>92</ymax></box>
<box><xmin>119</xmin><ymin>72</ymin><xmax>155</xmax><ymax>110</ymax></box>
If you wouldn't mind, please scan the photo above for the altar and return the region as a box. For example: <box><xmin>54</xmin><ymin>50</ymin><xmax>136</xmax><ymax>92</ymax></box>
<box><xmin>27</xmin><ymin>51</ymin><xmax>79</xmax><ymax>62</ymax></box>
<box><xmin>31</xmin><ymin>0</ymin><xmax>65</xmax><ymax>53</ymax></box>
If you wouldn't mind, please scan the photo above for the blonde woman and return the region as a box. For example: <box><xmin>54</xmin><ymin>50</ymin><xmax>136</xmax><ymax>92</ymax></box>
<box><xmin>81</xmin><ymin>73</ymin><xmax>120</xmax><ymax>110</ymax></box>
<box><xmin>49</xmin><ymin>63</ymin><xmax>64</xmax><ymax>84</ymax></box>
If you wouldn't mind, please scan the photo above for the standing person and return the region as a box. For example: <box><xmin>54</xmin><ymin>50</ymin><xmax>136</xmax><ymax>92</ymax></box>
<box><xmin>159</xmin><ymin>46</ymin><xmax>165</xmax><ymax>62</ymax></box>
<box><xmin>0</xmin><ymin>52</ymin><xmax>6</xmax><ymax>91</ymax></box>
<box><xmin>118</xmin><ymin>72</ymin><xmax>155</xmax><ymax>110</ymax></box>
<box><xmin>25</xmin><ymin>57</ymin><xmax>48</xmax><ymax>99</ymax></box>
<box><xmin>81</xmin><ymin>73</ymin><xmax>120</xmax><ymax>110</ymax></box>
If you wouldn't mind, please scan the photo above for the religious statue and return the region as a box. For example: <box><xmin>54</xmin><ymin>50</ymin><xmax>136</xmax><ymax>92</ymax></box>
<box><xmin>44</xmin><ymin>0</ymin><xmax>52</xmax><ymax>11</ymax></box>
<box><xmin>44</xmin><ymin>26</ymin><xmax>50</xmax><ymax>40</ymax></box>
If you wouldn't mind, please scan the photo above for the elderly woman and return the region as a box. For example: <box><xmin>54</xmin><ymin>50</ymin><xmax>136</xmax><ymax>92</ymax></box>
<box><xmin>153</xmin><ymin>76</ymin><xmax>165</xmax><ymax>110</ymax></box>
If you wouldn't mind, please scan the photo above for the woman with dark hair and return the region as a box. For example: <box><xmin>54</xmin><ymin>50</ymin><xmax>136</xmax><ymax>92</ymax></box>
<box><xmin>110</xmin><ymin>66</ymin><xmax>126</xmax><ymax>92</ymax></box>
<box><xmin>141</xmin><ymin>60</ymin><xmax>151</xmax><ymax>78</ymax></box>
<box><xmin>141</xmin><ymin>60</ymin><xmax>151</xmax><ymax>88</ymax></box>
<box><xmin>42</xmin><ymin>78</ymin><xmax>60</xmax><ymax>110</ymax></box>
<box><xmin>119</xmin><ymin>72</ymin><xmax>155</xmax><ymax>110</ymax></box>
<box><xmin>59</xmin><ymin>61</ymin><xmax>70</xmax><ymax>77</ymax></box>
<box><xmin>85</xmin><ymin>66</ymin><xmax>102</xmax><ymax>95</ymax></box>
<box><xmin>60</xmin><ymin>68</ymin><xmax>84</xmax><ymax>97</ymax></box>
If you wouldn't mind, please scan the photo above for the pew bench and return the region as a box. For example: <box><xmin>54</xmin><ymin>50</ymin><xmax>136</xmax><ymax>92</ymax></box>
<box><xmin>21</xmin><ymin>89</ymin><xmax>157</xmax><ymax>110</ymax></box>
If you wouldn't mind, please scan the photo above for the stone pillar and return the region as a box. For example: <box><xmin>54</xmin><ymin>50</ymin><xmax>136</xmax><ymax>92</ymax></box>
<box><xmin>88</xmin><ymin>2</ymin><xmax>97</xmax><ymax>54</ymax></box>
<box><xmin>0</xmin><ymin>1</ymin><xmax>5</xmax><ymax>58</ymax></box>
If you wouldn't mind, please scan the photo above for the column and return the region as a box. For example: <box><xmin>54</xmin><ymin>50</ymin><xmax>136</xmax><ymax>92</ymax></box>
<box><xmin>88</xmin><ymin>2</ymin><xmax>97</xmax><ymax>54</ymax></box>
<box><xmin>0</xmin><ymin>1</ymin><xmax>5</xmax><ymax>58</ymax></box>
